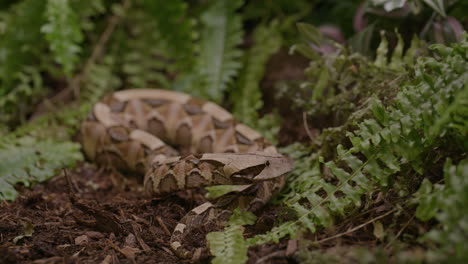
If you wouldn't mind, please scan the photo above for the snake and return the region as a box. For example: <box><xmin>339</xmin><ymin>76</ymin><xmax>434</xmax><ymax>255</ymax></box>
<box><xmin>80</xmin><ymin>89</ymin><xmax>294</xmax><ymax>260</ymax></box>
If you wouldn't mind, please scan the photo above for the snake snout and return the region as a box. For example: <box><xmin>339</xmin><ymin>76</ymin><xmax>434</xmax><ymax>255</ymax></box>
<box><xmin>253</xmin><ymin>155</ymin><xmax>294</xmax><ymax>181</ymax></box>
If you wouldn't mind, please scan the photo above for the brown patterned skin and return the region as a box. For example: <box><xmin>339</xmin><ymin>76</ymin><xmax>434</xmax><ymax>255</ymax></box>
<box><xmin>80</xmin><ymin>89</ymin><xmax>293</xmax><ymax>260</ymax></box>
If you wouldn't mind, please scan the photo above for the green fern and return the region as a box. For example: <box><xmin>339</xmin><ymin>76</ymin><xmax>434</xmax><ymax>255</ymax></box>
<box><xmin>143</xmin><ymin>0</ymin><xmax>195</xmax><ymax>69</ymax></box>
<box><xmin>3</xmin><ymin>55</ymin><xmax>121</xmax><ymax>141</ymax></box>
<box><xmin>0</xmin><ymin>137</ymin><xmax>83</xmax><ymax>200</ymax></box>
<box><xmin>70</xmin><ymin>0</ymin><xmax>106</xmax><ymax>31</ymax></box>
<box><xmin>414</xmin><ymin>159</ymin><xmax>468</xmax><ymax>262</ymax></box>
<box><xmin>120</xmin><ymin>8</ymin><xmax>171</xmax><ymax>89</ymax></box>
<box><xmin>42</xmin><ymin>0</ymin><xmax>83</xmax><ymax>76</ymax></box>
<box><xmin>0</xmin><ymin>0</ymin><xmax>46</xmax><ymax>95</ymax></box>
<box><xmin>0</xmin><ymin>67</ymin><xmax>44</xmax><ymax>127</ymax></box>
<box><xmin>231</xmin><ymin>21</ymin><xmax>282</xmax><ymax>128</ymax></box>
<box><xmin>207</xmin><ymin>208</ymin><xmax>257</xmax><ymax>264</ymax></box>
<box><xmin>249</xmin><ymin>33</ymin><xmax>468</xmax><ymax>246</ymax></box>
<box><xmin>175</xmin><ymin>0</ymin><xmax>244</xmax><ymax>103</ymax></box>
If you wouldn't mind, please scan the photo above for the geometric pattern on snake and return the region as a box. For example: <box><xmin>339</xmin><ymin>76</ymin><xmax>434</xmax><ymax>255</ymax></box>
<box><xmin>80</xmin><ymin>89</ymin><xmax>294</xmax><ymax>260</ymax></box>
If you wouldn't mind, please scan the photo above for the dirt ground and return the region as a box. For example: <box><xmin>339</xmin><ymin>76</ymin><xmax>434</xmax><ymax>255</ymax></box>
<box><xmin>0</xmin><ymin>164</ymin><xmax>296</xmax><ymax>264</ymax></box>
<box><xmin>0</xmin><ymin>51</ymin><xmax>309</xmax><ymax>264</ymax></box>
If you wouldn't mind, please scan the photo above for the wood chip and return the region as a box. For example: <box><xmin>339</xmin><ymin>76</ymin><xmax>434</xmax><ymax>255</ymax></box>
<box><xmin>74</xmin><ymin>235</ymin><xmax>89</xmax><ymax>245</ymax></box>
<box><xmin>124</xmin><ymin>233</ymin><xmax>138</xmax><ymax>248</ymax></box>
<box><xmin>100</xmin><ymin>255</ymin><xmax>112</xmax><ymax>264</ymax></box>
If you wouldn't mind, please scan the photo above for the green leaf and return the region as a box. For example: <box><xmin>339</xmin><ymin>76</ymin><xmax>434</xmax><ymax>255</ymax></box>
<box><xmin>372</xmin><ymin>221</ymin><xmax>385</xmax><ymax>241</ymax></box>
<box><xmin>375</xmin><ymin>31</ymin><xmax>388</xmax><ymax>67</ymax></box>
<box><xmin>414</xmin><ymin>178</ymin><xmax>441</xmax><ymax>221</ymax></box>
<box><xmin>296</xmin><ymin>22</ymin><xmax>323</xmax><ymax>46</ymax></box>
<box><xmin>206</xmin><ymin>185</ymin><xmax>251</xmax><ymax>199</ymax></box>
<box><xmin>289</xmin><ymin>43</ymin><xmax>320</xmax><ymax>60</ymax></box>
<box><xmin>312</xmin><ymin>66</ymin><xmax>330</xmax><ymax>100</ymax></box>
<box><xmin>228</xmin><ymin>208</ymin><xmax>257</xmax><ymax>226</ymax></box>
<box><xmin>348</xmin><ymin>24</ymin><xmax>375</xmax><ymax>56</ymax></box>
<box><xmin>389</xmin><ymin>29</ymin><xmax>404</xmax><ymax>70</ymax></box>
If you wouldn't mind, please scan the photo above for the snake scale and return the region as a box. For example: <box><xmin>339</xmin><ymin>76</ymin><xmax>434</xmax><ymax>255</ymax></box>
<box><xmin>80</xmin><ymin>89</ymin><xmax>294</xmax><ymax>260</ymax></box>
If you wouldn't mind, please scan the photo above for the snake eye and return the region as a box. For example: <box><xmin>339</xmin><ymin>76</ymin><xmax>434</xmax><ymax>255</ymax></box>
<box><xmin>265</xmin><ymin>160</ymin><xmax>270</xmax><ymax>166</ymax></box>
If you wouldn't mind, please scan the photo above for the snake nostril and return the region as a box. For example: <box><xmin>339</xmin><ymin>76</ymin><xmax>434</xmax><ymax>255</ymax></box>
<box><xmin>265</xmin><ymin>160</ymin><xmax>270</xmax><ymax>166</ymax></box>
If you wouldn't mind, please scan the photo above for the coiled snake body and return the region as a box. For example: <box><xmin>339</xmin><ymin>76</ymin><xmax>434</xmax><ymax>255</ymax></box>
<box><xmin>80</xmin><ymin>89</ymin><xmax>294</xmax><ymax>260</ymax></box>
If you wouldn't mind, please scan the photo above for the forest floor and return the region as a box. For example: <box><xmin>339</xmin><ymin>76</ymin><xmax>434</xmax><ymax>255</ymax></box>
<box><xmin>0</xmin><ymin>51</ymin><xmax>310</xmax><ymax>264</ymax></box>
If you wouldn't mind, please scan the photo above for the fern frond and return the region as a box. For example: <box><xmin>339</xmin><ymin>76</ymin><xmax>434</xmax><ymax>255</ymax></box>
<box><xmin>0</xmin><ymin>0</ymin><xmax>46</xmax><ymax>94</ymax></box>
<box><xmin>414</xmin><ymin>159</ymin><xmax>468</xmax><ymax>261</ymax></box>
<box><xmin>207</xmin><ymin>226</ymin><xmax>249</xmax><ymax>264</ymax></box>
<box><xmin>0</xmin><ymin>67</ymin><xmax>44</xmax><ymax>127</ymax></box>
<box><xmin>70</xmin><ymin>0</ymin><xmax>106</xmax><ymax>31</ymax></box>
<box><xmin>176</xmin><ymin>0</ymin><xmax>244</xmax><ymax>103</ymax></box>
<box><xmin>42</xmin><ymin>0</ymin><xmax>83</xmax><ymax>76</ymax></box>
<box><xmin>4</xmin><ymin>55</ymin><xmax>121</xmax><ymax>141</ymax></box>
<box><xmin>250</xmin><ymin>33</ymin><xmax>468</xmax><ymax>246</ymax></box>
<box><xmin>0</xmin><ymin>137</ymin><xmax>83</xmax><ymax>200</ymax></box>
<box><xmin>143</xmin><ymin>0</ymin><xmax>195</xmax><ymax>69</ymax></box>
<box><xmin>117</xmin><ymin>7</ymin><xmax>172</xmax><ymax>89</ymax></box>
<box><xmin>207</xmin><ymin>208</ymin><xmax>256</xmax><ymax>264</ymax></box>
<box><xmin>231</xmin><ymin>21</ymin><xmax>282</xmax><ymax>127</ymax></box>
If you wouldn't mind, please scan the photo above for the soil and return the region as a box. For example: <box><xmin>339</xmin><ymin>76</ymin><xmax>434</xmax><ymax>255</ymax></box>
<box><xmin>0</xmin><ymin>50</ymin><xmax>309</xmax><ymax>264</ymax></box>
<box><xmin>0</xmin><ymin>164</ymin><xmax>296</xmax><ymax>264</ymax></box>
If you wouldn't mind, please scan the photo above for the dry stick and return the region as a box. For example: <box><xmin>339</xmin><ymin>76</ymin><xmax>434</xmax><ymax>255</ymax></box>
<box><xmin>63</xmin><ymin>168</ymin><xmax>76</xmax><ymax>194</ymax></box>
<box><xmin>33</xmin><ymin>0</ymin><xmax>131</xmax><ymax>117</ymax></box>
<box><xmin>255</xmin><ymin>250</ymin><xmax>287</xmax><ymax>264</ymax></box>
<box><xmin>385</xmin><ymin>214</ymin><xmax>415</xmax><ymax>250</ymax></box>
<box><xmin>315</xmin><ymin>209</ymin><xmax>396</xmax><ymax>244</ymax></box>
<box><xmin>156</xmin><ymin>216</ymin><xmax>172</xmax><ymax>236</ymax></box>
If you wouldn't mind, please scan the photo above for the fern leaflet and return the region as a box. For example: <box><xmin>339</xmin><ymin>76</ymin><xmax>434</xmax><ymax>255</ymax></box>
<box><xmin>414</xmin><ymin>159</ymin><xmax>468</xmax><ymax>261</ymax></box>
<box><xmin>0</xmin><ymin>137</ymin><xmax>83</xmax><ymax>200</ymax></box>
<box><xmin>207</xmin><ymin>208</ymin><xmax>257</xmax><ymax>264</ymax></box>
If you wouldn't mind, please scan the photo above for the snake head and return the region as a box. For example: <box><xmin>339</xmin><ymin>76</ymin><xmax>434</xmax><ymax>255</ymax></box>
<box><xmin>201</xmin><ymin>152</ymin><xmax>294</xmax><ymax>182</ymax></box>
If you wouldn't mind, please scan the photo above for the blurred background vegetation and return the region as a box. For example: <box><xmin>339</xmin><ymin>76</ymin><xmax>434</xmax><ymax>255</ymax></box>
<box><xmin>0</xmin><ymin>0</ymin><xmax>467</xmax><ymax>263</ymax></box>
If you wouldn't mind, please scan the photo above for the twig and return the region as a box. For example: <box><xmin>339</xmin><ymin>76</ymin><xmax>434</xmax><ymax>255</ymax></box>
<box><xmin>32</xmin><ymin>0</ymin><xmax>131</xmax><ymax>118</ymax></box>
<box><xmin>255</xmin><ymin>250</ymin><xmax>286</xmax><ymax>264</ymax></box>
<box><xmin>156</xmin><ymin>216</ymin><xmax>172</xmax><ymax>236</ymax></box>
<box><xmin>302</xmin><ymin>112</ymin><xmax>315</xmax><ymax>142</ymax></box>
<box><xmin>315</xmin><ymin>209</ymin><xmax>396</xmax><ymax>244</ymax></box>
<box><xmin>63</xmin><ymin>168</ymin><xmax>77</xmax><ymax>194</ymax></box>
<box><xmin>131</xmin><ymin>223</ymin><xmax>151</xmax><ymax>252</ymax></box>
<box><xmin>385</xmin><ymin>214</ymin><xmax>415</xmax><ymax>250</ymax></box>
